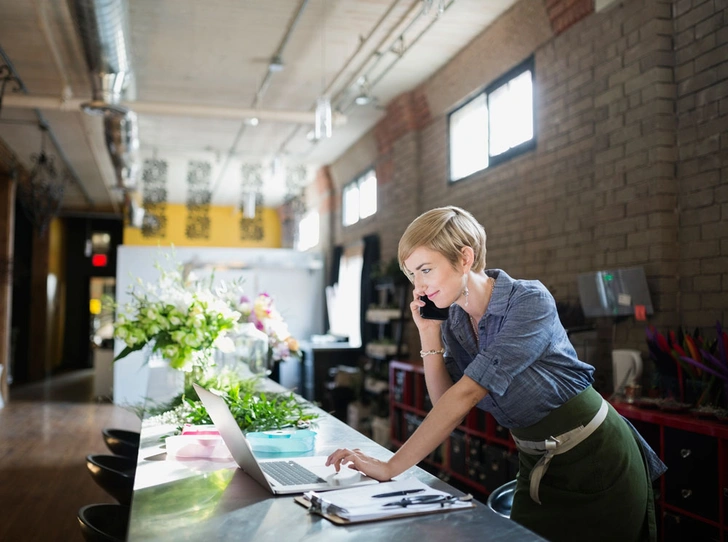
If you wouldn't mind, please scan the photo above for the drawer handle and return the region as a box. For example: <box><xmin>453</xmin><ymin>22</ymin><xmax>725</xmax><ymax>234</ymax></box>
<box><xmin>679</xmin><ymin>448</ymin><xmax>691</xmax><ymax>459</ymax></box>
<box><xmin>681</xmin><ymin>489</ymin><xmax>693</xmax><ymax>499</ymax></box>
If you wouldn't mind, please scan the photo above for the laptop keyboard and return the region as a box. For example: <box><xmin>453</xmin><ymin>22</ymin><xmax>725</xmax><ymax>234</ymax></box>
<box><xmin>260</xmin><ymin>461</ymin><xmax>326</xmax><ymax>486</ymax></box>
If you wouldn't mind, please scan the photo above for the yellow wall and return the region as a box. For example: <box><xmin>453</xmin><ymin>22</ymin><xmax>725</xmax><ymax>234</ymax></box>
<box><xmin>47</xmin><ymin>218</ymin><xmax>66</xmax><ymax>371</ymax></box>
<box><xmin>123</xmin><ymin>204</ymin><xmax>282</xmax><ymax>247</ymax></box>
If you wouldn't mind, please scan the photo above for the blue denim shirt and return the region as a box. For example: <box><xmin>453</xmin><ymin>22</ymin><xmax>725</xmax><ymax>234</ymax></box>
<box><xmin>442</xmin><ymin>269</ymin><xmax>595</xmax><ymax>429</ymax></box>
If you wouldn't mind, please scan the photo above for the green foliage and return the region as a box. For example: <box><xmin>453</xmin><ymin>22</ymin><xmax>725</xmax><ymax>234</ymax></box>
<box><xmin>145</xmin><ymin>368</ymin><xmax>318</xmax><ymax>434</ymax></box>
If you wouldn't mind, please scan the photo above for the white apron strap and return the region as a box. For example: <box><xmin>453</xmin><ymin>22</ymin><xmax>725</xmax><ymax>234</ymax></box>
<box><xmin>513</xmin><ymin>397</ymin><xmax>610</xmax><ymax>504</ymax></box>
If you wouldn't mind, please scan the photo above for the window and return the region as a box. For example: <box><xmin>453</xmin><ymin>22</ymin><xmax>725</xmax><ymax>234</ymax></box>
<box><xmin>488</xmin><ymin>69</ymin><xmax>534</xmax><ymax>157</ymax></box>
<box><xmin>449</xmin><ymin>94</ymin><xmax>488</xmax><ymax>181</ymax></box>
<box><xmin>326</xmin><ymin>243</ymin><xmax>364</xmax><ymax>347</ymax></box>
<box><xmin>342</xmin><ymin>169</ymin><xmax>377</xmax><ymax>226</ymax></box>
<box><xmin>449</xmin><ymin>57</ymin><xmax>535</xmax><ymax>182</ymax></box>
<box><xmin>296</xmin><ymin>211</ymin><xmax>319</xmax><ymax>251</ymax></box>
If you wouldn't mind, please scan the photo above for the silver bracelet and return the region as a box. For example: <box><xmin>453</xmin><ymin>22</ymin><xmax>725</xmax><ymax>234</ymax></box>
<box><xmin>420</xmin><ymin>348</ymin><xmax>445</xmax><ymax>358</ymax></box>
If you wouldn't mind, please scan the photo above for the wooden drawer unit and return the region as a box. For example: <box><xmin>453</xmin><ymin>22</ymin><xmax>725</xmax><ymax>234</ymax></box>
<box><xmin>613</xmin><ymin>402</ymin><xmax>728</xmax><ymax>542</ymax></box>
<box><xmin>663</xmin><ymin>512</ymin><xmax>720</xmax><ymax>542</ymax></box>
<box><xmin>664</xmin><ymin>427</ymin><xmax>719</xmax><ymax>521</ymax></box>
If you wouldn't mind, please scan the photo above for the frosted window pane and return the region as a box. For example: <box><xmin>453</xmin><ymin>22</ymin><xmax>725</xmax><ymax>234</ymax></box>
<box><xmin>359</xmin><ymin>172</ymin><xmax>377</xmax><ymax>219</ymax></box>
<box><xmin>488</xmin><ymin>84</ymin><xmax>511</xmax><ymax>157</ymax></box>
<box><xmin>343</xmin><ymin>184</ymin><xmax>359</xmax><ymax>226</ymax></box>
<box><xmin>508</xmin><ymin>71</ymin><xmax>533</xmax><ymax>148</ymax></box>
<box><xmin>449</xmin><ymin>94</ymin><xmax>488</xmax><ymax>181</ymax></box>
<box><xmin>489</xmin><ymin>70</ymin><xmax>533</xmax><ymax>157</ymax></box>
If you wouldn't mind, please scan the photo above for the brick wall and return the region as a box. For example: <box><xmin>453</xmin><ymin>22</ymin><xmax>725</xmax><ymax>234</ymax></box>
<box><xmin>319</xmin><ymin>0</ymin><xmax>728</xmax><ymax>368</ymax></box>
<box><xmin>674</xmin><ymin>0</ymin><xmax>728</xmax><ymax>329</ymax></box>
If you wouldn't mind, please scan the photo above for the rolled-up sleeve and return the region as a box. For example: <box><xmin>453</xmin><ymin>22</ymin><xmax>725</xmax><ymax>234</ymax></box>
<box><xmin>464</xmin><ymin>288</ymin><xmax>555</xmax><ymax>395</ymax></box>
<box><xmin>441</xmin><ymin>331</ymin><xmax>465</xmax><ymax>382</ymax></box>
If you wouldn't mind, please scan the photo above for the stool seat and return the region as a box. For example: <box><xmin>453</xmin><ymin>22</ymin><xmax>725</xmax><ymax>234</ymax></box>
<box><xmin>77</xmin><ymin>503</ymin><xmax>129</xmax><ymax>542</ymax></box>
<box><xmin>86</xmin><ymin>454</ymin><xmax>136</xmax><ymax>505</ymax></box>
<box><xmin>487</xmin><ymin>479</ymin><xmax>516</xmax><ymax>519</ymax></box>
<box><xmin>102</xmin><ymin>428</ymin><xmax>140</xmax><ymax>459</ymax></box>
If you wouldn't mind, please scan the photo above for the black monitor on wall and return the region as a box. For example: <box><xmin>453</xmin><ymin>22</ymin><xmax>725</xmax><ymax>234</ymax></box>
<box><xmin>577</xmin><ymin>266</ymin><xmax>654</xmax><ymax>318</ymax></box>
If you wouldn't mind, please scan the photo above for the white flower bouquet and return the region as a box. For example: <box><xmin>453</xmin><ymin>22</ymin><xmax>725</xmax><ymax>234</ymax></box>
<box><xmin>113</xmin><ymin>263</ymin><xmax>242</xmax><ymax>371</ymax></box>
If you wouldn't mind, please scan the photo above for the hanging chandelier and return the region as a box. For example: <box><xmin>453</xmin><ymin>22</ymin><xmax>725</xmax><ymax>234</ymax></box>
<box><xmin>17</xmin><ymin>125</ymin><xmax>67</xmax><ymax>235</ymax></box>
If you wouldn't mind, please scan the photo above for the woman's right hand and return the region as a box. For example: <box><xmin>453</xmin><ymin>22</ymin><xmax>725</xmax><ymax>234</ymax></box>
<box><xmin>326</xmin><ymin>448</ymin><xmax>394</xmax><ymax>482</ymax></box>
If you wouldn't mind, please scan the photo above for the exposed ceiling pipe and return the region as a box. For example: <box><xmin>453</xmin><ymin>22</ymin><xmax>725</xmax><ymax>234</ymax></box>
<box><xmin>278</xmin><ymin>0</ymin><xmax>440</xmax><ymax>158</ymax></box>
<box><xmin>327</xmin><ymin>0</ymin><xmax>421</xmax><ymax>103</ymax></box>
<box><xmin>339</xmin><ymin>0</ymin><xmax>456</xmax><ymax>113</ymax></box>
<box><xmin>210</xmin><ymin>0</ymin><xmax>311</xmax><ymax>199</ymax></box>
<box><xmin>3</xmin><ymin>95</ymin><xmax>347</xmax><ymax>125</ymax></box>
<box><xmin>333</xmin><ymin>0</ymin><xmax>452</xmax><ymax>109</ymax></box>
<box><xmin>275</xmin><ymin>0</ymin><xmax>415</xmax><ymax>156</ymax></box>
<box><xmin>33</xmin><ymin>0</ymin><xmax>120</xmax><ymax>212</ymax></box>
<box><xmin>320</xmin><ymin>0</ymin><xmax>407</xmax><ymax>97</ymax></box>
<box><xmin>256</xmin><ymin>0</ymin><xmax>310</xmax><ymax>106</ymax></box>
<box><xmin>67</xmin><ymin>0</ymin><xmax>132</xmax><ymax>105</ymax></box>
<box><xmin>67</xmin><ymin>0</ymin><xmax>140</xmax><ymax>190</ymax></box>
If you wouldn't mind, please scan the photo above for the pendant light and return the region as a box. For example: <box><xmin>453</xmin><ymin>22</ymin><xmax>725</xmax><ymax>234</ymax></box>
<box><xmin>313</xmin><ymin>0</ymin><xmax>332</xmax><ymax>140</ymax></box>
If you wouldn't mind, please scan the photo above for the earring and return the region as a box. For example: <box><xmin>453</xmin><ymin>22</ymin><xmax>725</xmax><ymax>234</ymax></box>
<box><xmin>463</xmin><ymin>276</ymin><xmax>469</xmax><ymax>307</ymax></box>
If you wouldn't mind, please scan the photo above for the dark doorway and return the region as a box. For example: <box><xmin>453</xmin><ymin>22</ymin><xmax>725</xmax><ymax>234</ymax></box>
<box><xmin>9</xmin><ymin>200</ymin><xmax>33</xmax><ymax>385</ymax></box>
<box><xmin>61</xmin><ymin>217</ymin><xmax>122</xmax><ymax>371</ymax></box>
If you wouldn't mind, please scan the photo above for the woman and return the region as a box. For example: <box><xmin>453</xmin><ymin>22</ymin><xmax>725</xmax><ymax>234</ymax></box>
<box><xmin>327</xmin><ymin>206</ymin><xmax>665</xmax><ymax>542</ymax></box>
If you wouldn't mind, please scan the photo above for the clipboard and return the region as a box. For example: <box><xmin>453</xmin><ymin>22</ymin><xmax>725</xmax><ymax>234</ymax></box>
<box><xmin>293</xmin><ymin>479</ymin><xmax>476</xmax><ymax>525</ymax></box>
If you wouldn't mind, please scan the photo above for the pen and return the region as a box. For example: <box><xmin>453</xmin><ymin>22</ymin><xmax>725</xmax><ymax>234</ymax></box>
<box><xmin>371</xmin><ymin>489</ymin><xmax>425</xmax><ymax>499</ymax></box>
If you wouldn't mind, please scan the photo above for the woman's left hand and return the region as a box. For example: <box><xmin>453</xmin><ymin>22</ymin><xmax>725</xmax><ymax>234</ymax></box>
<box><xmin>326</xmin><ymin>448</ymin><xmax>393</xmax><ymax>482</ymax></box>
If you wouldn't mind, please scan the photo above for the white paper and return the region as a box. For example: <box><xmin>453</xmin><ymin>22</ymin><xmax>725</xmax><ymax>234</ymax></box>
<box><xmin>617</xmin><ymin>293</ymin><xmax>631</xmax><ymax>306</ymax></box>
<box><xmin>305</xmin><ymin>479</ymin><xmax>471</xmax><ymax>521</ymax></box>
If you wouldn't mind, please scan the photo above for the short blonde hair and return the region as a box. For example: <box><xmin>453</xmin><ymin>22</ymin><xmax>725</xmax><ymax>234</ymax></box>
<box><xmin>398</xmin><ymin>206</ymin><xmax>487</xmax><ymax>280</ymax></box>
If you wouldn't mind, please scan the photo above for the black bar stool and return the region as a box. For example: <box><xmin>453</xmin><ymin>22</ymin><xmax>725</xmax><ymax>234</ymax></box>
<box><xmin>487</xmin><ymin>479</ymin><xmax>517</xmax><ymax>519</ymax></box>
<box><xmin>86</xmin><ymin>454</ymin><xmax>137</xmax><ymax>505</ymax></box>
<box><xmin>102</xmin><ymin>428</ymin><xmax>141</xmax><ymax>459</ymax></box>
<box><xmin>77</xmin><ymin>503</ymin><xmax>129</xmax><ymax>542</ymax></box>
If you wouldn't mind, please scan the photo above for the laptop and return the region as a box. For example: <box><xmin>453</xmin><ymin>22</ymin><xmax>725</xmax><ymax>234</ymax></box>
<box><xmin>193</xmin><ymin>383</ymin><xmax>379</xmax><ymax>495</ymax></box>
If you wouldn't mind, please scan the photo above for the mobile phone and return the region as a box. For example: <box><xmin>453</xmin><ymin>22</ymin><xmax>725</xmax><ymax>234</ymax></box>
<box><xmin>419</xmin><ymin>296</ymin><xmax>450</xmax><ymax>320</ymax></box>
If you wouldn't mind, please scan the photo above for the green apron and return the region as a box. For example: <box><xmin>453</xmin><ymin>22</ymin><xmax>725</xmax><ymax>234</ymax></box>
<box><xmin>509</xmin><ymin>386</ymin><xmax>657</xmax><ymax>542</ymax></box>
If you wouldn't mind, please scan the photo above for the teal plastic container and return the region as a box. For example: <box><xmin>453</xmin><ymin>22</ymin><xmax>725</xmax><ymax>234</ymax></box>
<box><xmin>245</xmin><ymin>429</ymin><xmax>316</xmax><ymax>453</ymax></box>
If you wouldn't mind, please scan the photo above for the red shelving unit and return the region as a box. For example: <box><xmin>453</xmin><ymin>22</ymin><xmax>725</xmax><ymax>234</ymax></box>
<box><xmin>389</xmin><ymin>359</ymin><xmax>517</xmax><ymax>498</ymax></box>
<box><xmin>390</xmin><ymin>360</ymin><xmax>728</xmax><ymax>541</ymax></box>
<box><xmin>612</xmin><ymin>402</ymin><xmax>728</xmax><ymax>542</ymax></box>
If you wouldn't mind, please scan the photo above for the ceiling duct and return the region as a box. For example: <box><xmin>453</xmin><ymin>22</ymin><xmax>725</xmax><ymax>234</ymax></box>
<box><xmin>104</xmin><ymin>109</ymin><xmax>140</xmax><ymax>189</ymax></box>
<box><xmin>67</xmin><ymin>0</ymin><xmax>140</xmax><ymax>190</ymax></box>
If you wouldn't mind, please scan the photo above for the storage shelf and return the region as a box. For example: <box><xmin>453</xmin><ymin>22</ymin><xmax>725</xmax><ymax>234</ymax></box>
<box><xmin>391</xmin><ymin>361</ymin><xmax>728</xmax><ymax>541</ymax></box>
<box><xmin>392</xmin><ymin>402</ymin><xmax>427</xmax><ymax>416</ymax></box>
<box><xmin>661</xmin><ymin>503</ymin><xmax>722</xmax><ymax>528</ymax></box>
<box><xmin>612</xmin><ymin>402</ymin><xmax>728</xmax><ymax>440</ymax></box>
<box><xmin>389</xmin><ymin>360</ymin><xmax>517</xmax><ymax>499</ymax></box>
<box><xmin>366</xmin><ymin>308</ymin><xmax>405</xmax><ymax>323</ymax></box>
<box><xmin>447</xmin><ymin>470</ymin><xmax>490</xmax><ymax>493</ymax></box>
<box><xmin>613</xmin><ymin>401</ymin><xmax>728</xmax><ymax>542</ymax></box>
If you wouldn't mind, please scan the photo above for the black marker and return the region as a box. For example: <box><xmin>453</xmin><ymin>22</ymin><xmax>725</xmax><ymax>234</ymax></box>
<box><xmin>371</xmin><ymin>488</ymin><xmax>425</xmax><ymax>499</ymax></box>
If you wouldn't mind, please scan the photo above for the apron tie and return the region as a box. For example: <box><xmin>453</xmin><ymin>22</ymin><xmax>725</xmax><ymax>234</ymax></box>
<box><xmin>512</xmin><ymin>397</ymin><xmax>609</xmax><ymax>504</ymax></box>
